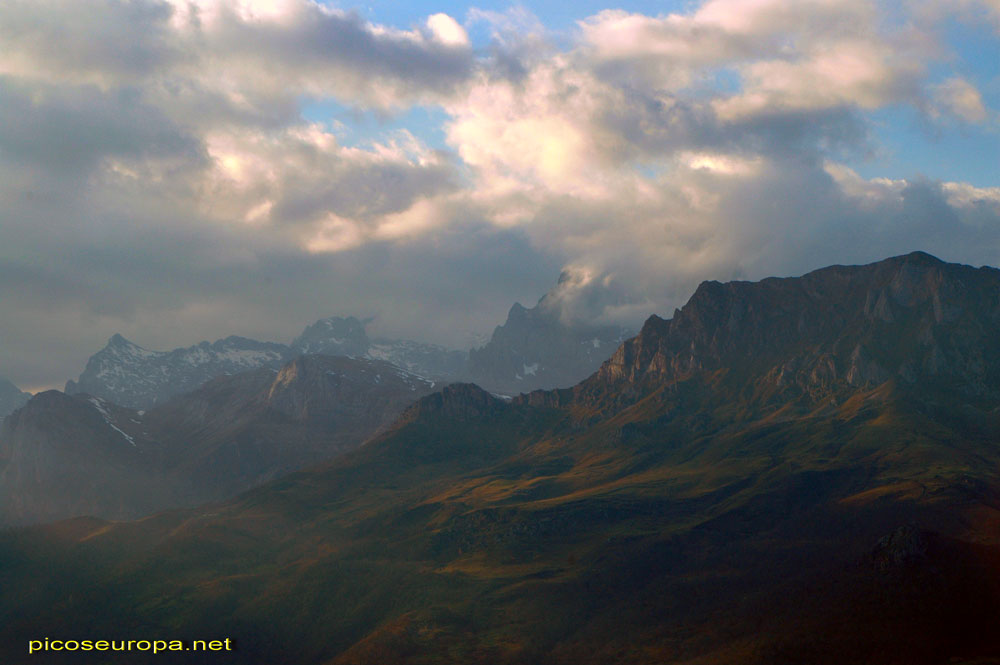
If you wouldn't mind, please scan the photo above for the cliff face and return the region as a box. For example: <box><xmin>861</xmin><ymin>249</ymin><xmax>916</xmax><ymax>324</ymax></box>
<box><xmin>592</xmin><ymin>252</ymin><xmax>1000</xmax><ymax>404</ymax></box>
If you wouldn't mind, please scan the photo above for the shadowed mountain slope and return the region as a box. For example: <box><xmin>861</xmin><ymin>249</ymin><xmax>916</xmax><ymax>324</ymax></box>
<box><xmin>4</xmin><ymin>253</ymin><xmax>1000</xmax><ymax>664</ymax></box>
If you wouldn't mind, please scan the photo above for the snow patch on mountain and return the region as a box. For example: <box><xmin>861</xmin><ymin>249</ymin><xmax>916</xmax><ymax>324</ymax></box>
<box><xmin>88</xmin><ymin>396</ymin><xmax>136</xmax><ymax>446</ymax></box>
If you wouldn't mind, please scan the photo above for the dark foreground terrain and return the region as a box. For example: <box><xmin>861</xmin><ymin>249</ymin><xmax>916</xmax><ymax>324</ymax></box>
<box><xmin>3</xmin><ymin>252</ymin><xmax>1000</xmax><ymax>664</ymax></box>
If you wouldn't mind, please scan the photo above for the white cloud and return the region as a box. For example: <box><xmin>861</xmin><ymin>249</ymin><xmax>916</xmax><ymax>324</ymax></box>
<box><xmin>426</xmin><ymin>13</ymin><xmax>469</xmax><ymax>47</ymax></box>
<box><xmin>931</xmin><ymin>77</ymin><xmax>988</xmax><ymax>123</ymax></box>
<box><xmin>581</xmin><ymin>0</ymin><xmax>930</xmax><ymax>119</ymax></box>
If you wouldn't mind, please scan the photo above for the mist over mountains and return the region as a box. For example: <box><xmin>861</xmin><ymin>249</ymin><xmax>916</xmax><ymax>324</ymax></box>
<box><xmin>2</xmin><ymin>0</ymin><xmax>998</xmax><ymax>661</ymax></box>
<box><xmin>1</xmin><ymin>277</ymin><xmax>634</xmax><ymax>526</ymax></box>
<box><xmin>1</xmin><ymin>355</ymin><xmax>437</xmax><ymax>526</ymax></box>
<box><xmin>61</xmin><ymin>278</ymin><xmax>636</xmax><ymax>410</ymax></box>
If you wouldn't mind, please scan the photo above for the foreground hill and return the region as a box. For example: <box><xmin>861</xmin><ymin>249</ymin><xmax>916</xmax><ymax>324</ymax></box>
<box><xmin>3</xmin><ymin>253</ymin><xmax>1000</xmax><ymax>664</ymax></box>
<box><xmin>0</xmin><ymin>355</ymin><xmax>436</xmax><ymax>526</ymax></box>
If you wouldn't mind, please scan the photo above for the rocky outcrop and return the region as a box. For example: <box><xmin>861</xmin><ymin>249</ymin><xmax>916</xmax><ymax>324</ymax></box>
<box><xmin>871</xmin><ymin>524</ymin><xmax>929</xmax><ymax>572</ymax></box>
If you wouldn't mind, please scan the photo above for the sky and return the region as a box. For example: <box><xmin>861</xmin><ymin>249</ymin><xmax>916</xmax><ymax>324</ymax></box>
<box><xmin>1</xmin><ymin>0</ymin><xmax>999</xmax><ymax>392</ymax></box>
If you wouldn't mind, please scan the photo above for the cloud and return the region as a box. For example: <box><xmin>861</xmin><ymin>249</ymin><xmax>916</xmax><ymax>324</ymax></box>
<box><xmin>426</xmin><ymin>13</ymin><xmax>469</xmax><ymax>47</ymax></box>
<box><xmin>930</xmin><ymin>77</ymin><xmax>989</xmax><ymax>123</ymax></box>
<box><xmin>0</xmin><ymin>0</ymin><xmax>180</xmax><ymax>83</ymax></box>
<box><xmin>0</xmin><ymin>0</ymin><xmax>476</xmax><ymax>110</ymax></box>
<box><xmin>200</xmin><ymin>124</ymin><xmax>459</xmax><ymax>238</ymax></box>
<box><xmin>0</xmin><ymin>75</ymin><xmax>203</xmax><ymax>175</ymax></box>
<box><xmin>580</xmin><ymin>0</ymin><xmax>931</xmax><ymax>119</ymax></box>
<box><xmin>0</xmin><ymin>0</ymin><xmax>997</xmax><ymax>391</ymax></box>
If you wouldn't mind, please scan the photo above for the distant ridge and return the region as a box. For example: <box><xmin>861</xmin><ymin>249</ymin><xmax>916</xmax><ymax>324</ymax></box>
<box><xmin>65</xmin><ymin>318</ymin><xmax>465</xmax><ymax>410</ymax></box>
<box><xmin>65</xmin><ymin>274</ymin><xmax>638</xmax><ymax>408</ymax></box>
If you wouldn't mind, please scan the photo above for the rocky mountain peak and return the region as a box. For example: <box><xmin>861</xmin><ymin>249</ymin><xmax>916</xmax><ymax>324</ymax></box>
<box><xmin>507</xmin><ymin>302</ymin><xmax>529</xmax><ymax>319</ymax></box>
<box><xmin>290</xmin><ymin>316</ymin><xmax>370</xmax><ymax>357</ymax></box>
<box><xmin>101</xmin><ymin>333</ymin><xmax>158</xmax><ymax>357</ymax></box>
<box><xmin>66</xmin><ymin>334</ymin><xmax>287</xmax><ymax>409</ymax></box>
<box><xmin>65</xmin><ymin>314</ymin><xmax>468</xmax><ymax>410</ymax></box>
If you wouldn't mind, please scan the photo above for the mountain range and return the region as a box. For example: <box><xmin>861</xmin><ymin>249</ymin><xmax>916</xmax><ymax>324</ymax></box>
<box><xmin>61</xmin><ymin>324</ymin><xmax>455</xmax><ymax>410</ymax></box>
<box><xmin>62</xmin><ymin>281</ymin><xmax>633</xmax><ymax>411</ymax></box>
<box><xmin>3</xmin><ymin>252</ymin><xmax>1000</xmax><ymax>664</ymax></box>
